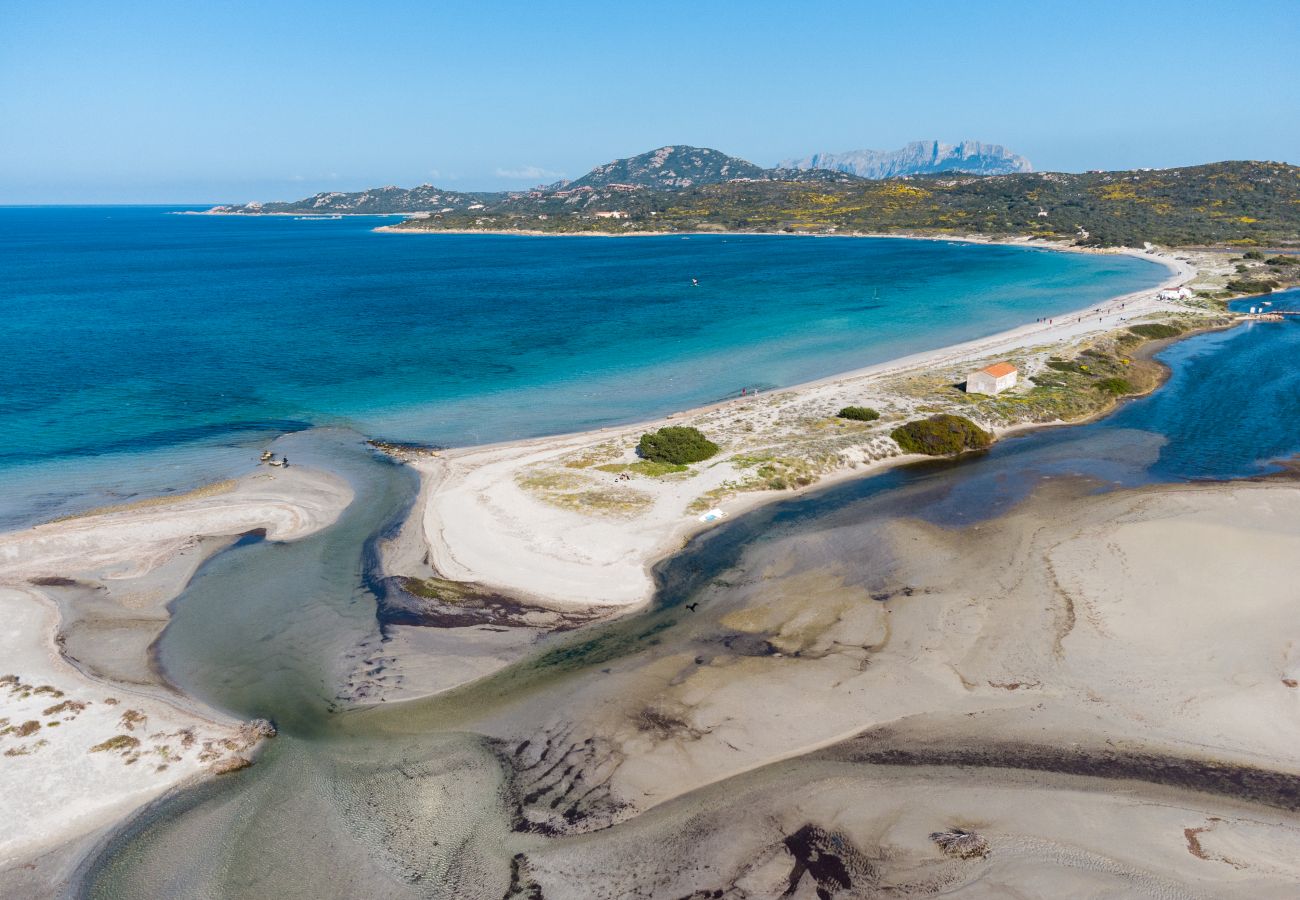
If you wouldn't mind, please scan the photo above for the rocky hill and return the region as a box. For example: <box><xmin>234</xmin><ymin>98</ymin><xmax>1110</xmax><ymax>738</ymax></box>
<box><xmin>387</xmin><ymin>161</ymin><xmax>1300</xmax><ymax>248</ymax></box>
<box><xmin>207</xmin><ymin>184</ymin><xmax>502</xmax><ymax>215</ymax></box>
<box><xmin>205</xmin><ymin>146</ymin><xmax>863</xmax><ymax>216</ymax></box>
<box><xmin>781</xmin><ymin>140</ymin><xmax>1033</xmax><ymax>179</ymax></box>
<box><xmin>562</xmin><ymin>145</ymin><xmax>769</xmax><ymax>190</ymax></box>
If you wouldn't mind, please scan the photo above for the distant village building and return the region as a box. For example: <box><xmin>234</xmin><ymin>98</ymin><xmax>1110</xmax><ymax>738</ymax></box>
<box><xmin>1158</xmin><ymin>286</ymin><xmax>1194</xmax><ymax>301</ymax></box>
<box><xmin>594</xmin><ymin>210</ymin><xmax>628</xmax><ymax>219</ymax></box>
<box><xmin>966</xmin><ymin>362</ymin><xmax>1018</xmax><ymax>395</ymax></box>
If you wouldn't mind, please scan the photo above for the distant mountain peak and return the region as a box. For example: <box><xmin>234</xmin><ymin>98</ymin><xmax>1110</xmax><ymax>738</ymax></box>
<box><xmin>780</xmin><ymin>140</ymin><xmax>1033</xmax><ymax>179</ymax></box>
<box><xmin>565</xmin><ymin>145</ymin><xmax>769</xmax><ymax>190</ymax></box>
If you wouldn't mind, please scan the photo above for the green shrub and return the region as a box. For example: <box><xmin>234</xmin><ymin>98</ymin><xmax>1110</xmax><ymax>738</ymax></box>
<box><xmin>1266</xmin><ymin>255</ymin><xmax>1299</xmax><ymax>267</ymax></box>
<box><xmin>891</xmin><ymin>414</ymin><xmax>993</xmax><ymax>456</ymax></box>
<box><xmin>1127</xmin><ymin>323</ymin><xmax>1182</xmax><ymax>340</ymax></box>
<box><xmin>637</xmin><ymin>426</ymin><xmax>719</xmax><ymax>465</ymax></box>
<box><xmin>836</xmin><ymin>406</ymin><xmax>880</xmax><ymax>422</ymax></box>
<box><xmin>1243</xmin><ymin>250</ymin><xmax>1266</xmax><ymax>261</ymax></box>
<box><xmin>1094</xmin><ymin>377</ymin><xmax>1134</xmax><ymax>395</ymax></box>
<box><xmin>1225</xmin><ymin>279</ymin><xmax>1278</xmax><ymax>294</ymax></box>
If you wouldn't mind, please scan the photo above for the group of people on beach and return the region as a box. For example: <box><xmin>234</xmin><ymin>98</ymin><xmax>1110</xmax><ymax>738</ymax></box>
<box><xmin>1035</xmin><ymin>300</ymin><xmax>1129</xmax><ymax>327</ymax></box>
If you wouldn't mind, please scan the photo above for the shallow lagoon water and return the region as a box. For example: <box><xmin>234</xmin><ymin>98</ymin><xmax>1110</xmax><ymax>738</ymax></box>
<box><xmin>80</xmin><ymin>292</ymin><xmax>1300</xmax><ymax>898</ymax></box>
<box><xmin>0</xmin><ymin>207</ymin><xmax>1167</xmax><ymax>527</ymax></box>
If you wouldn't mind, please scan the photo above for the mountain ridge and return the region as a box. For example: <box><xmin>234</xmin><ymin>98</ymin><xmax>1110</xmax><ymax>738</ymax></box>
<box><xmin>780</xmin><ymin>140</ymin><xmax>1033</xmax><ymax>179</ymax></box>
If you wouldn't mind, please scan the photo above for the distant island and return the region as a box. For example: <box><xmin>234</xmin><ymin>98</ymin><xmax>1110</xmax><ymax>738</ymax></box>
<box><xmin>207</xmin><ymin>144</ymin><xmax>1300</xmax><ymax>248</ymax></box>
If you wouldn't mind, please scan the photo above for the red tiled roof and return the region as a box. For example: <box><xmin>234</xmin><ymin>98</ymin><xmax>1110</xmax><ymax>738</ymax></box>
<box><xmin>981</xmin><ymin>362</ymin><xmax>1018</xmax><ymax>377</ymax></box>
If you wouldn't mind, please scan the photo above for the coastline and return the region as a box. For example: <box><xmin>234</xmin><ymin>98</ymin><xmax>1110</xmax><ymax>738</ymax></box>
<box><xmin>0</xmin><ymin>466</ymin><xmax>354</xmax><ymax>870</ymax></box>
<box><xmin>1</xmin><ymin>234</ymin><xmax>1286</xmax><ymax>888</ymax></box>
<box><xmin>396</xmin><ymin>246</ymin><xmax>1201</xmax><ymax>614</ymax></box>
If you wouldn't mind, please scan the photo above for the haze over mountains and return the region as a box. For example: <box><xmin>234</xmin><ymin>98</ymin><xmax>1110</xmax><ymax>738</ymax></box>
<box><xmin>780</xmin><ymin>140</ymin><xmax>1033</xmax><ymax>179</ymax></box>
<box><xmin>206</xmin><ymin>141</ymin><xmax>1028</xmax><ymax>214</ymax></box>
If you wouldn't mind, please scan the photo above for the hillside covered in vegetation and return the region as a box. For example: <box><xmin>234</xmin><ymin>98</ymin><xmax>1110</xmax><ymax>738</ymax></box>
<box><xmin>388</xmin><ymin>160</ymin><xmax>1300</xmax><ymax>248</ymax></box>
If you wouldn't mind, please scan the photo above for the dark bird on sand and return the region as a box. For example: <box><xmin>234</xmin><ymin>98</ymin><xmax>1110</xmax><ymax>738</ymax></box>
<box><xmin>686</xmin><ymin>603</ymin><xmax>698</xmax><ymax>611</ymax></box>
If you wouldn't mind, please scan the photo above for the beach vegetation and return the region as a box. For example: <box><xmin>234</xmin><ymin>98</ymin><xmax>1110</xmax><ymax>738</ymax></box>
<box><xmin>595</xmin><ymin>459</ymin><xmax>689</xmax><ymax>477</ymax></box>
<box><xmin>1242</xmin><ymin>250</ymin><xmax>1266</xmax><ymax>260</ymax></box>
<box><xmin>836</xmin><ymin>406</ymin><xmax>880</xmax><ymax>422</ymax></box>
<box><xmin>1127</xmin><ymin>323</ymin><xmax>1183</xmax><ymax>340</ymax></box>
<box><xmin>1266</xmin><ymin>255</ymin><xmax>1299</xmax><ymax>267</ymax></box>
<box><xmin>1225</xmin><ymin>279</ymin><xmax>1277</xmax><ymax>294</ymax></box>
<box><xmin>560</xmin><ymin>443</ymin><xmax>621</xmax><ymax>469</ymax></box>
<box><xmin>399</xmin><ymin>576</ymin><xmax>481</xmax><ymax>604</ymax></box>
<box><xmin>392</xmin><ymin>161</ymin><xmax>1300</xmax><ymax>249</ymax></box>
<box><xmin>11</xmin><ymin>720</ymin><xmax>41</xmax><ymax>737</ymax></box>
<box><xmin>1094</xmin><ymin>377</ymin><xmax>1135</xmax><ymax>395</ymax></box>
<box><xmin>891</xmin><ymin>415</ymin><xmax>993</xmax><ymax>456</ymax></box>
<box><xmin>637</xmin><ymin>426</ymin><xmax>719</xmax><ymax>465</ymax></box>
<box><xmin>89</xmin><ymin>734</ymin><xmax>140</xmax><ymax>753</ymax></box>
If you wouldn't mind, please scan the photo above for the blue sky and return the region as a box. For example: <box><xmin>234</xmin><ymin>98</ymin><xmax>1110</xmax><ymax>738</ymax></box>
<box><xmin>2</xmin><ymin>0</ymin><xmax>1297</xmax><ymax>203</ymax></box>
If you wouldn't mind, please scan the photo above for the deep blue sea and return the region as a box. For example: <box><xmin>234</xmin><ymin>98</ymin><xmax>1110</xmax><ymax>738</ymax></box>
<box><xmin>0</xmin><ymin>206</ymin><xmax>1169</xmax><ymax>526</ymax></box>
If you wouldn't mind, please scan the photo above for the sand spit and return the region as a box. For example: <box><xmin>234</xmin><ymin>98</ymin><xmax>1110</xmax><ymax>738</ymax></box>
<box><xmin>0</xmin><ymin>466</ymin><xmax>353</xmax><ymax>872</ymax></box>
<box><xmin>407</xmin><ymin>249</ymin><xmax>1209</xmax><ymax>611</ymax></box>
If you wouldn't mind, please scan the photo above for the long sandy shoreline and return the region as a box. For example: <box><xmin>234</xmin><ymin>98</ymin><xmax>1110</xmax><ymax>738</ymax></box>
<box><xmin>404</xmin><ymin>244</ymin><xmax>1201</xmax><ymax>612</ymax></box>
<box><xmin>0</xmin><ymin>237</ymin><xmax>1238</xmax><ymax>885</ymax></box>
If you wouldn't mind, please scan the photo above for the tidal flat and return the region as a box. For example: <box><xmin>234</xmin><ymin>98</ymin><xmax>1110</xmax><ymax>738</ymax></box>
<box><xmin>68</xmin><ymin>305</ymin><xmax>1300</xmax><ymax>896</ymax></box>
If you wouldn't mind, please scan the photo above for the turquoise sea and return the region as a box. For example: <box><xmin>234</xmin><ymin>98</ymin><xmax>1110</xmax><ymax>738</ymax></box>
<box><xmin>0</xmin><ymin>207</ymin><xmax>1167</xmax><ymax>526</ymax></box>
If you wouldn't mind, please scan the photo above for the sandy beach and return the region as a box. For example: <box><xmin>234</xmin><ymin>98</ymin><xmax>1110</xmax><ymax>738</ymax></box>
<box><xmin>0</xmin><ymin>237</ymin><xmax>1282</xmax><ymax>895</ymax></box>
<box><xmin>0</xmin><ymin>466</ymin><xmax>353</xmax><ymax>871</ymax></box>
<box><xmin>400</xmin><ymin>246</ymin><xmax>1207</xmax><ymax>614</ymax></box>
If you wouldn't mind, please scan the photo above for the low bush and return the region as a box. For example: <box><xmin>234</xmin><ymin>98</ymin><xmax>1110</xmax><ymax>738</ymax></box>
<box><xmin>1266</xmin><ymin>255</ymin><xmax>1299</xmax><ymax>267</ymax></box>
<box><xmin>637</xmin><ymin>426</ymin><xmax>719</xmax><ymax>465</ymax></box>
<box><xmin>1243</xmin><ymin>250</ymin><xmax>1266</xmax><ymax>261</ymax></box>
<box><xmin>1127</xmin><ymin>323</ymin><xmax>1182</xmax><ymax>340</ymax></box>
<box><xmin>891</xmin><ymin>414</ymin><xmax>993</xmax><ymax>456</ymax></box>
<box><xmin>1094</xmin><ymin>377</ymin><xmax>1134</xmax><ymax>395</ymax></box>
<box><xmin>836</xmin><ymin>406</ymin><xmax>880</xmax><ymax>422</ymax></box>
<box><xmin>1225</xmin><ymin>279</ymin><xmax>1278</xmax><ymax>294</ymax></box>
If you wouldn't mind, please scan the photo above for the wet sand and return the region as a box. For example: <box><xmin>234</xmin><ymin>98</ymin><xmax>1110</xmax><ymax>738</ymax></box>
<box><xmin>0</xmin><ymin>466</ymin><xmax>353</xmax><ymax>871</ymax></box>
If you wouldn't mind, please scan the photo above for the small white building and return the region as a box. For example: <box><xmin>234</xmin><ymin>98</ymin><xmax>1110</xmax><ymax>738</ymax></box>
<box><xmin>966</xmin><ymin>362</ymin><xmax>1018</xmax><ymax>395</ymax></box>
<box><xmin>1158</xmin><ymin>286</ymin><xmax>1195</xmax><ymax>301</ymax></box>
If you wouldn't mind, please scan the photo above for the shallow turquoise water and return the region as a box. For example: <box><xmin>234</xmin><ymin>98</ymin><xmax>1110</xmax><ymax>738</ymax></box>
<box><xmin>0</xmin><ymin>207</ymin><xmax>1166</xmax><ymax>525</ymax></box>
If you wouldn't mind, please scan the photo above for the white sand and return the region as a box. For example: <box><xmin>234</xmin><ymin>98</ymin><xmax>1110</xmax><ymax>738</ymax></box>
<box><xmin>0</xmin><ymin>467</ymin><xmax>353</xmax><ymax>583</ymax></box>
<box><xmin>0</xmin><ymin>466</ymin><xmax>354</xmax><ymax>868</ymax></box>
<box><xmin>415</xmin><ymin>249</ymin><xmax>1199</xmax><ymax>610</ymax></box>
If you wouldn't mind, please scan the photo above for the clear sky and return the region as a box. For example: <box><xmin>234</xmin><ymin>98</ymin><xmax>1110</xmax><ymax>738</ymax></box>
<box><xmin>2</xmin><ymin>0</ymin><xmax>1297</xmax><ymax>203</ymax></box>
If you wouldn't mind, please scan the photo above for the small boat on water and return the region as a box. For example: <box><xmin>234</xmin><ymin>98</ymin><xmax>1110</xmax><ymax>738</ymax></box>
<box><xmin>294</xmin><ymin>215</ymin><xmax>343</xmax><ymax>221</ymax></box>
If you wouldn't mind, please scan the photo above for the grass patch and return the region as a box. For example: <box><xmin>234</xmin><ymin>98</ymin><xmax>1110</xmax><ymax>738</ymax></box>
<box><xmin>1225</xmin><ymin>279</ymin><xmax>1278</xmax><ymax>294</ymax></box>
<box><xmin>1094</xmin><ymin>377</ymin><xmax>1134</xmax><ymax>395</ymax></box>
<box><xmin>596</xmin><ymin>459</ymin><xmax>689</xmax><ymax>477</ymax></box>
<box><xmin>560</xmin><ymin>442</ymin><xmax>621</xmax><ymax>469</ymax></box>
<box><xmin>89</xmin><ymin>734</ymin><xmax>140</xmax><ymax>753</ymax></box>
<box><xmin>836</xmin><ymin>406</ymin><xmax>880</xmax><ymax>422</ymax></box>
<box><xmin>399</xmin><ymin>576</ymin><xmax>480</xmax><ymax>604</ymax></box>
<box><xmin>1128</xmin><ymin>323</ymin><xmax>1182</xmax><ymax>340</ymax></box>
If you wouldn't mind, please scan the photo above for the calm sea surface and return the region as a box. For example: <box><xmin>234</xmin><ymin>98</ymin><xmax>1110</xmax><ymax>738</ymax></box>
<box><xmin>81</xmin><ymin>288</ymin><xmax>1300</xmax><ymax>899</ymax></box>
<box><xmin>0</xmin><ymin>207</ymin><xmax>1166</xmax><ymax>525</ymax></box>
